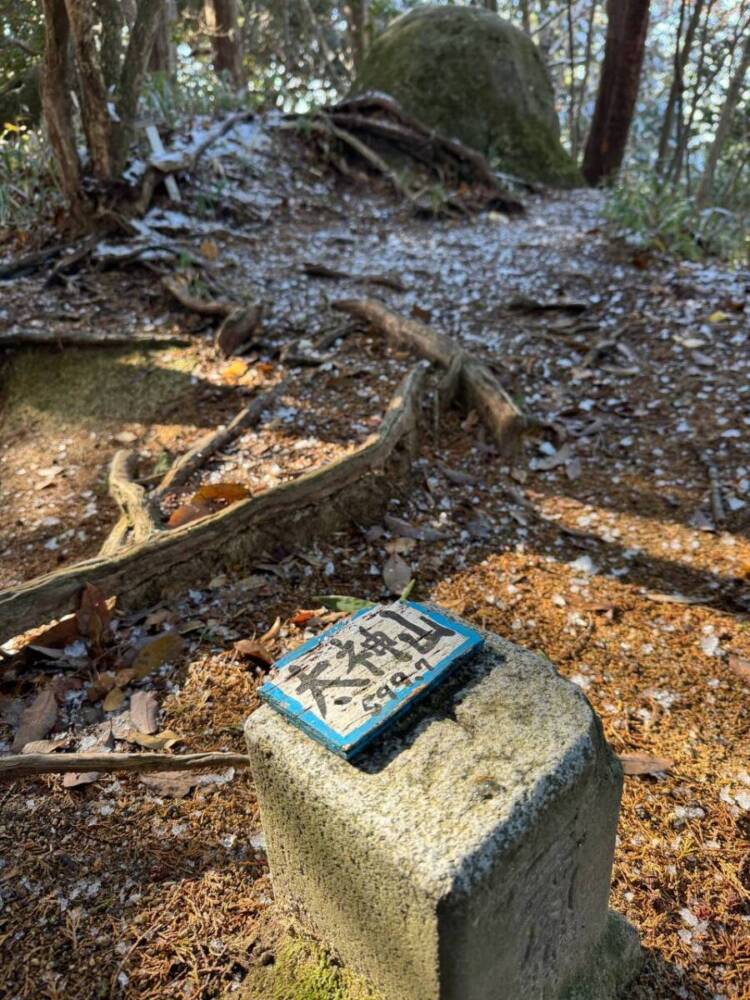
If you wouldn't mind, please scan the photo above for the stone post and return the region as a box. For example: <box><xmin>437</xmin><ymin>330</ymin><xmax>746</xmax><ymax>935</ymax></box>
<box><xmin>245</xmin><ymin>616</ymin><xmax>641</xmax><ymax>1000</ymax></box>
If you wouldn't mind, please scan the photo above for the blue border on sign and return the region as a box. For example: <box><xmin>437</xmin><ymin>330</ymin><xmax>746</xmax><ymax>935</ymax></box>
<box><xmin>258</xmin><ymin>601</ymin><xmax>483</xmax><ymax>758</ymax></box>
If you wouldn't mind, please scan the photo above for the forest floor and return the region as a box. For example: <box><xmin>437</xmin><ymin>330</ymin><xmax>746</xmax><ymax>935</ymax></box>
<box><xmin>0</xmin><ymin>116</ymin><xmax>749</xmax><ymax>1000</ymax></box>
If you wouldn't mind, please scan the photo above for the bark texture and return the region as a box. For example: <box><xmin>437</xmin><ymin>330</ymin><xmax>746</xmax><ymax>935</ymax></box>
<box><xmin>582</xmin><ymin>0</ymin><xmax>651</xmax><ymax>184</ymax></box>
<box><xmin>40</xmin><ymin>0</ymin><xmax>81</xmax><ymax>207</ymax></box>
<box><xmin>204</xmin><ymin>0</ymin><xmax>245</xmax><ymax>88</ymax></box>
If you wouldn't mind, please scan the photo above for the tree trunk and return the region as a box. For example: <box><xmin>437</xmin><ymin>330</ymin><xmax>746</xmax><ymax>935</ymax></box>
<box><xmin>696</xmin><ymin>29</ymin><xmax>750</xmax><ymax>205</ymax></box>
<box><xmin>40</xmin><ymin>0</ymin><xmax>81</xmax><ymax>207</ymax></box>
<box><xmin>520</xmin><ymin>0</ymin><xmax>531</xmax><ymax>34</ymax></box>
<box><xmin>150</xmin><ymin>0</ymin><xmax>177</xmax><ymax>74</ymax></box>
<box><xmin>64</xmin><ymin>0</ymin><xmax>113</xmax><ymax>179</ymax></box>
<box><xmin>582</xmin><ymin>0</ymin><xmax>651</xmax><ymax>185</ymax></box>
<box><xmin>346</xmin><ymin>0</ymin><xmax>370</xmax><ymax>73</ymax></box>
<box><xmin>98</xmin><ymin>0</ymin><xmax>125</xmax><ymax>89</ymax></box>
<box><xmin>574</xmin><ymin>0</ymin><xmax>599</xmax><ymax>160</ymax></box>
<box><xmin>112</xmin><ymin>0</ymin><xmax>164</xmax><ymax>173</ymax></box>
<box><xmin>204</xmin><ymin>0</ymin><xmax>245</xmax><ymax>89</ymax></box>
<box><xmin>656</xmin><ymin>0</ymin><xmax>705</xmax><ymax>177</ymax></box>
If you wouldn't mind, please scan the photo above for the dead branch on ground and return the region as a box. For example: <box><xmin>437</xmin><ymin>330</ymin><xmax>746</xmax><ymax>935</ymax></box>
<box><xmin>0</xmin><ymin>750</ymin><xmax>250</xmax><ymax>781</ymax></box>
<box><xmin>333</xmin><ymin>297</ymin><xmax>527</xmax><ymax>453</ymax></box>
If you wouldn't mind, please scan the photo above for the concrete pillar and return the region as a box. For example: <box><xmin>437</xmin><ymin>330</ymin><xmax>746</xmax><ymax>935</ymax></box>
<box><xmin>245</xmin><ymin>615</ymin><xmax>641</xmax><ymax>1000</ymax></box>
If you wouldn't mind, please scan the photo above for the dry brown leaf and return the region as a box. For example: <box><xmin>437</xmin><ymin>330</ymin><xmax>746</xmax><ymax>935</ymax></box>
<box><xmin>131</xmin><ymin>632</ymin><xmax>185</xmax><ymax>680</ymax></box>
<box><xmin>62</xmin><ymin>770</ymin><xmax>101</xmax><ymax>788</ymax></box>
<box><xmin>125</xmin><ymin>728</ymin><xmax>182</xmax><ymax>750</ymax></box>
<box><xmin>76</xmin><ymin>583</ymin><xmax>112</xmax><ymax>649</ymax></box>
<box><xmin>260</xmin><ymin>616</ymin><xmax>282</xmax><ymax>643</ymax></box>
<box><xmin>86</xmin><ymin>671</ymin><xmax>118</xmax><ymax>702</ymax></box>
<box><xmin>139</xmin><ymin>771</ymin><xmax>200</xmax><ymax>799</ymax></box>
<box><xmin>234</xmin><ymin>638</ymin><xmax>274</xmax><ymax>667</ymax></box>
<box><xmin>385</xmin><ymin>536</ymin><xmax>417</xmax><ymax>555</ymax></box>
<box><xmin>383</xmin><ymin>553</ymin><xmax>412</xmax><ymax>595</ymax></box>
<box><xmin>289</xmin><ymin>609</ymin><xmax>320</xmax><ymax>626</ymax></box>
<box><xmin>200</xmin><ymin>238</ymin><xmax>219</xmax><ymax>260</ymax></box>
<box><xmin>129</xmin><ymin>690</ymin><xmax>159</xmax><ymax>734</ymax></box>
<box><xmin>728</xmin><ymin>654</ymin><xmax>750</xmax><ymax>685</ymax></box>
<box><xmin>167</xmin><ymin>499</ymin><xmax>214</xmax><ymax>528</ymax></box>
<box><xmin>192</xmin><ymin>482</ymin><xmax>252</xmax><ymax>504</ymax></box>
<box><xmin>618</xmin><ymin>752</ymin><xmax>674</xmax><ymax>776</ymax></box>
<box><xmin>102</xmin><ymin>687</ymin><xmax>126</xmax><ymax>712</ymax></box>
<box><xmin>27</xmin><ymin>615</ymin><xmax>80</xmax><ymax>651</ymax></box>
<box><xmin>21</xmin><ymin>737</ymin><xmax>68</xmax><ymax>754</ymax></box>
<box><xmin>12</xmin><ymin>689</ymin><xmax>58</xmax><ymax>752</ymax></box>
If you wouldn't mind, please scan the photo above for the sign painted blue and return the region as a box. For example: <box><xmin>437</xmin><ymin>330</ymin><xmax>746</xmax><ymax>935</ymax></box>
<box><xmin>259</xmin><ymin>600</ymin><xmax>483</xmax><ymax>759</ymax></box>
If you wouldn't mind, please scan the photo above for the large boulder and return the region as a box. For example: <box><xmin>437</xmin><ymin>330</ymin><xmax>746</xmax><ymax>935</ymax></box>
<box><xmin>353</xmin><ymin>6</ymin><xmax>580</xmax><ymax>187</ymax></box>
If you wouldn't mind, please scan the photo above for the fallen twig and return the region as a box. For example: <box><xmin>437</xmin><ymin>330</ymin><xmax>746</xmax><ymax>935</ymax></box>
<box><xmin>0</xmin><ymin>750</ymin><xmax>250</xmax><ymax>781</ymax></box>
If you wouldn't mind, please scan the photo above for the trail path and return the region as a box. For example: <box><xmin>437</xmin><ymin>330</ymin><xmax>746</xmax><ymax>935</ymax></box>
<box><xmin>0</xmin><ymin>120</ymin><xmax>748</xmax><ymax>998</ymax></box>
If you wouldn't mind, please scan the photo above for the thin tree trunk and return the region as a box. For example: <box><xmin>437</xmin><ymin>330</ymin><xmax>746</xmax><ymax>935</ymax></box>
<box><xmin>346</xmin><ymin>0</ymin><xmax>370</xmax><ymax>73</ymax></box>
<box><xmin>656</xmin><ymin>0</ymin><xmax>705</xmax><ymax>176</ymax></box>
<box><xmin>565</xmin><ymin>0</ymin><xmax>577</xmax><ymax>159</ymax></box>
<box><xmin>98</xmin><ymin>0</ymin><xmax>125</xmax><ymax>89</ymax></box>
<box><xmin>696</xmin><ymin>28</ymin><xmax>750</xmax><ymax>205</ymax></box>
<box><xmin>64</xmin><ymin>0</ymin><xmax>113</xmax><ymax>178</ymax></box>
<box><xmin>582</xmin><ymin>0</ymin><xmax>651</xmax><ymax>184</ymax></box>
<box><xmin>204</xmin><ymin>0</ymin><xmax>245</xmax><ymax>89</ymax></box>
<box><xmin>40</xmin><ymin>0</ymin><xmax>81</xmax><ymax>207</ymax></box>
<box><xmin>520</xmin><ymin>0</ymin><xmax>532</xmax><ymax>34</ymax></box>
<box><xmin>150</xmin><ymin>0</ymin><xmax>177</xmax><ymax>74</ymax></box>
<box><xmin>574</xmin><ymin>0</ymin><xmax>598</xmax><ymax>159</ymax></box>
<box><xmin>112</xmin><ymin>0</ymin><xmax>164</xmax><ymax>173</ymax></box>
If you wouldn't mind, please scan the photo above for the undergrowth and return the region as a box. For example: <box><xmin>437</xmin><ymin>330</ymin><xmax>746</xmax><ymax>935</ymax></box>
<box><xmin>0</xmin><ymin>123</ymin><xmax>58</xmax><ymax>229</ymax></box>
<box><xmin>606</xmin><ymin>172</ymin><xmax>748</xmax><ymax>265</ymax></box>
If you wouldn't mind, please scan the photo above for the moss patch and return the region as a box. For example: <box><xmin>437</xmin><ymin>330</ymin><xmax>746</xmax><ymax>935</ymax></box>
<box><xmin>239</xmin><ymin>933</ymin><xmax>381</xmax><ymax>1000</ymax></box>
<box><xmin>0</xmin><ymin>345</ymin><xmax>202</xmax><ymax>435</ymax></box>
<box><xmin>353</xmin><ymin>6</ymin><xmax>581</xmax><ymax>187</ymax></box>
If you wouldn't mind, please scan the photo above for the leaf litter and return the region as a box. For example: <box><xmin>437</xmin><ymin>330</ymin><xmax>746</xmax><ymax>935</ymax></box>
<box><xmin>0</xmin><ymin>114</ymin><xmax>749</xmax><ymax>1000</ymax></box>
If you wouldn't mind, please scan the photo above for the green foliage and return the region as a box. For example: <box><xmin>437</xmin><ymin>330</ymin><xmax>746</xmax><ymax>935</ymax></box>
<box><xmin>0</xmin><ymin>123</ymin><xmax>58</xmax><ymax>228</ymax></box>
<box><xmin>606</xmin><ymin>172</ymin><xmax>749</xmax><ymax>265</ymax></box>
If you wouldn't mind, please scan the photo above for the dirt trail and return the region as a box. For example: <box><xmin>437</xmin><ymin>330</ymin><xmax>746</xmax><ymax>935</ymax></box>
<box><xmin>0</xmin><ymin>123</ymin><xmax>748</xmax><ymax>998</ymax></box>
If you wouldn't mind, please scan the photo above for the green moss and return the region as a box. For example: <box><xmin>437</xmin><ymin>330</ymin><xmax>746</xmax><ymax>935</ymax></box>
<box><xmin>353</xmin><ymin>6</ymin><xmax>581</xmax><ymax>187</ymax></box>
<box><xmin>1</xmin><ymin>345</ymin><xmax>201</xmax><ymax>435</ymax></box>
<box><xmin>240</xmin><ymin>937</ymin><xmax>382</xmax><ymax>1000</ymax></box>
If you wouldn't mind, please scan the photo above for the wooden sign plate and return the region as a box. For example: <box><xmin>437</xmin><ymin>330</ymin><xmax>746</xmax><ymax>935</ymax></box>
<box><xmin>259</xmin><ymin>600</ymin><xmax>483</xmax><ymax>759</ymax></box>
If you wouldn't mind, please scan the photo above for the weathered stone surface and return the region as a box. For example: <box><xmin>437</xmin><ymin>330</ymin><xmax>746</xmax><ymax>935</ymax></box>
<box><xmin>352</xmin><ymin>6</ymin><xmax>580</xmax><ymax>187</ymax></box>
<box><xmin>245</xmin><ymin>615</ymin><xmax>640</xmax><ymax>1000</ymax></box>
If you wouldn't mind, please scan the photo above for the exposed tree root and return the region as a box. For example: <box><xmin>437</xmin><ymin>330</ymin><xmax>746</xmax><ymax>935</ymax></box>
<box><xmin>333</xmin><ymin>298</ymin><xmax>527</xmax><ymax>454</ymax></box>
<box><xmin>100</xmin><ymin>450</ymin><xmax>162</xmax><ymax>557</ymax></box>
<box><xmin>307</xmin><ymin>93</ymin><xmax>525</xmax><ymax>216</ymax></box>
<box><xmin>0</xmin><ymin>750</ymin><xmax>251</xmax><ymax>782</ymax></box>
<box><xmin>0</xmin><ymin>366</ymin><xmax>426</xmax><ymax>644</ymax></box>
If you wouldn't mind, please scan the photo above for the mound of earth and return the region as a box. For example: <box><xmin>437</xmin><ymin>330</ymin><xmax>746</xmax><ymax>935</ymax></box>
<box><xmin>352</xmin><ymin>5</ymin><xmax>580</xmax><ymax>187</ymax></box>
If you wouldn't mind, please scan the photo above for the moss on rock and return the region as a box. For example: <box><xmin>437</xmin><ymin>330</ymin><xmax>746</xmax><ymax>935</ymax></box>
<box><xmin>352</xmin><ymin>5</ymin><xmax>580</xmax><ymax>187</ymax></box>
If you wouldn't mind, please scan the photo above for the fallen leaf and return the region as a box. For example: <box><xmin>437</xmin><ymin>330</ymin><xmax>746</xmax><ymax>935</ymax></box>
<box><xmin>86</xmin><ymin>671</ymin><xmax>118</xmax><ymax>702</ymax></box>
<box><xmin>125</xmin><ymin>728</ymin><xmax>182</xmax><ymax>750</ymax></box>
<box><xmin>167</xmin><ymin>499</ymin><xmax>215</xmax><ymax>527</ymax></box>
<box><xmin>530</xmin><ymin>442</ymin><xmax>572</xmax><ymax>472</ymax></box>
<box><xmin>131</xmin><ymin>632</ymin><xmax>185</xmax><ymax>679</ymax></box>
<box><xmin>383</xmin><ymin>554</ymin><xmax>412</xmax><ymax>595</ymax></box>
<box><xmin>114</xmin><ymin>430</ymin><xmax>138</xmax><ymax>445</ymax></box>
<box><xmin>385</xmin><ymin>536</ymin><xmax>417</xmax><ymax>555</ymax></box>
<box><xmin>618</xmin><ymin>752</ymin><xmax>674</xmax><ymax>776</ymax></box>
<box><xmin>260</xmin><ymin>616</ymin><xmax>282</xmax><ymax>643</ymax></box>
<box><xmin>139</xmin><ymin>771</ymin><xmax>200</xmax><ymax>798</ymax></box>
<box><xmin>102</xmin><ymin>687</ymin><xmax>126</xmax><ymax>712</ymax></box>
<box><xmin>728</xmin><ymin>654</ymin><xmax>750</xmax><ymax>684</ymax></box>
<box><xmin>290</xmin><ymin>609</ymin><xmax>321</xmax><ymax>626</ymax></box>
<box><xmin>200</xmin><ymin>238</ymin><xmax>219</xmax><ymax>260</ymax></box>
<box><xmin>192</xmin><ymin>482</ymin><xmax>252</xmax><ymax>504</ymax></box>
<box><xmin>63</xmin><ymin>770</ymin><xmax>100</xmax><ymax>788</ymax></box>
<box><xmin>313</xmin><ymin>595</ymin><xmax>375</xmax><ymax>612</ymax></box>
<box><xmin>76</xmin><ymin>583</ymin><xmax>112</xmax><ymax>650</ymax></box>
<box><xmin>21</xmin><ymin>737</ymin><xmax>68</xmax><ymax>754</ymax></box>
<box><xmin>234</xmin><ymin>639</ymin><xmax>274</xmax><ymax>666</ymax></box>
<box><xmin>27</xmin><ymin>615</ymin><xmax>80</xmax><ymax>651</ymax></box>
<box><xmin>461</xmin><ymin>410</ymin><xmax>479</xmax><ymax>432</ymax></box>
<box><xmin>216</xmin><ymin>304</ymin><xmax>263</xmax><ymax>357</ymax></box>
<box><xmin>12</xmin><ymin>689</ymin><xmax>58</xmax><ymax>751</ymax></box>
<box><xmin>708</xmin><ymin>310</ymin><xmax>729</xmax><ymax>324</ymax></box>
<box><xmin>222</xmin><ymin>359</ymin><xmax>250</xmax><ymax>384</ymax></box>
<box><xmin>130</xmin><ymin>690</ymin><xmax>159</xmax><ymax>734</ymax></box>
